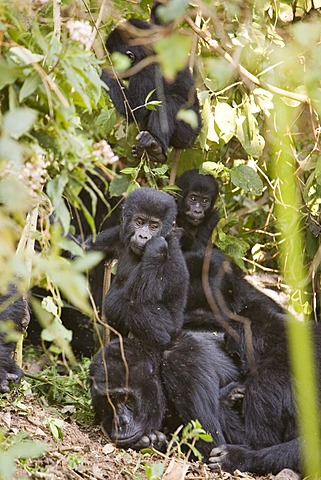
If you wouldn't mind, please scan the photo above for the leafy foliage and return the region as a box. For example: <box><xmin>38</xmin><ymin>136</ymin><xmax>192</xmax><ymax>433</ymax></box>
<box><xmin>0</xmin><ymin>430</ymin><xmax>47</xmax><ymax>480</ymax></box>
<box><xmin>1</xmin><ymin>0</ymin><xmax>321</xmax><ymax>473</ymax></box>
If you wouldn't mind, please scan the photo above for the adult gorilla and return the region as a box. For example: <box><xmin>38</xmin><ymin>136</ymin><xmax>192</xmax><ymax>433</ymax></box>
<box><xmin>89</xmin><ymin>330</ymin><xmax>242</xmax><ymax>459</ymax></box>
<box><xmin>92</xmin><ymin>187</ymin><xmax>189</xmax><ymax>347</ymax></box>
<box><xmin>102</xmin><ymin>18</ymin><xmax>202</xmax><ymax>163</ymax></box>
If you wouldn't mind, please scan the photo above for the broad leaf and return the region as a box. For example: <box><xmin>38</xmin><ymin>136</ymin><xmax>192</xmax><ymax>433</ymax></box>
<box><xmin>154</xmin><ymin>35</ymin><xmax>192</xmax><ymax>80</ymax></box>
<box><xmin>230</xmin><ymin>164</ymin><xmax>263</xmax><ymax>195</ymax></box>
<box><xmin>2</xmin><ymin>108</ymin><xmax>38</xmax><ymax>139</ymax></box>
<box><xmin>215</xmin><ymin>102</ymin><xmax>236</xmax><ymax>142</ymax></box>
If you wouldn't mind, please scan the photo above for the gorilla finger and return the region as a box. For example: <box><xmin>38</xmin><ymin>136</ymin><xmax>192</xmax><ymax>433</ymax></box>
<box><xmin>134</xmin><ymin>435</ymin><xmax>152</xmax><ymax>449</ymax></box>
<box><xmin>154</xmin><ymin>431</ymin><xmax>166</xmax><ymax>447</ymax></box>
<box><xmin>208</xmin><ymin>445</ymin><xmax>228</xmax><ymax>467</ymax></box>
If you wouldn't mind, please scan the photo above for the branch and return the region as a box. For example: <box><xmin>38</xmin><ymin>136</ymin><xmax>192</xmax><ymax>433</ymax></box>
<box><xmin>53</xmin><ymin>0</ymin><xmax>61</xmax><ymax>42</ymax></box>
<box><xmin>185</xmin><ymin>16</ymin><xmax>310</xmax><ymax>104</ymax></box>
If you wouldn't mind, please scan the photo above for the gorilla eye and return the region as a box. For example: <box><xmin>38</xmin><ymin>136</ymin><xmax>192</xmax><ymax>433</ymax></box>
<box><xmin>126</xmin><ymin>50</ymin><xmax>135</xmax><ymax>63</ymax></box>
<box><xmin>135</xmin><ymin>217</ymin><xmax>145</xmax><ymax>226</ymax></box>
<box><xmin>202</xmin><ymin>198</ymin><xmax>210</xmax><ymax>205</ymax></box>
<box><xmin>150</xmin><ymin>222</ymin><xmax>160</xmax><ymax>231</ymax></box>
<box><xmin>190</xmin><ymin>195</ymin><xmax>197</xmax><ymax>203</ymax></box>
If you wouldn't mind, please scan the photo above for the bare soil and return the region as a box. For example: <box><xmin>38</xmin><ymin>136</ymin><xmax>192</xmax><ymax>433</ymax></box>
<box><xmin>0</xmin><ymin>376</ymin><xmax>278</xmax><ymax>480</ymax></box>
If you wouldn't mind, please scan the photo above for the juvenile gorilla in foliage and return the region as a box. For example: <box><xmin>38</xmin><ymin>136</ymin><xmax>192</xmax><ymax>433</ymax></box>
<box><xmin>0</xmin><ymin>286</ymin><xmax>29</xmax><ymax>392</ymax></box>
<box><xmin>92</xmin><ymin>187</ymin><xmax>189</xmax><ymax>347</ymax></box>
<box><xmin>89</xmin><ymin>330</ymin><xmax>242</xmax><ymax>458</ymax></box>
<box><xmin>102</xmin><ymin>18</ymin><xmax>202</xmax><ymax>163</ymax></box>
<box><xmin>176</xmin><ymin>169</ymin><xmax>219</xmax><ymax>251</ymax></box>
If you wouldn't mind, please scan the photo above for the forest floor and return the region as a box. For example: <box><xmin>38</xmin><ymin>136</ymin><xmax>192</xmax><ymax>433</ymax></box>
<box><xmin>0</xmin><ymin>352</ymin><xmax>290</xmax><ymax>480</ymax></box>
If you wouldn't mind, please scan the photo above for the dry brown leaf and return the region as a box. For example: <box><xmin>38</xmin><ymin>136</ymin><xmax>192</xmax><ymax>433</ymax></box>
<box><xmin>163</xmin><ymin>458</ymin><xmax>189</xmax><ymax>480</ymax></box>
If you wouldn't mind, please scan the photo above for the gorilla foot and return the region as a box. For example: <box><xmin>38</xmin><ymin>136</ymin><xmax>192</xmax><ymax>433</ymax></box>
<box><xmin>132</xmin><ymin>131</ymin><xmax>166</xmax><ymax>163</ymax></box>
<box><xmin>208</xmin><ymin>444</ymin><xmax>249</xmax><ymax>474</ymax></box>
<box><xmin>208</xmin><ymin>445</ymin><xmax>228</xmax><ymax>471</ymax></box>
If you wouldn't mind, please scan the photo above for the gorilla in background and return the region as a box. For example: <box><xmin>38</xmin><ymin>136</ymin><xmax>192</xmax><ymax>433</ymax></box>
<box><xmin>176</xmin><ymin>169</ymin><xmax>219</xmax><ymax>251</ymax></box>
<box><xmin>169</xmin><ymin>170</ymin><xmax>310</xmax><ymax>475</ymax></box>
<box><xmin>94</xmin><ymin>187</ymin><xmax>189</xmax><ymax>347</ymax></box>
<box><xmin>102</xmin><ymin>17</ymin><xmax>202</xmax><ymax>163</ymax></box>
<box><xmin>0</xmin><ymin>286</ymin><xmax>29</xmax><ymax>392</ymax></box>
<box><xmin>89</xmin><ymin>330</ymin><xmax>243</xmax><ymax>460</ymax></box>
<box><xmin>209</xmin><ymin>320</ymin><xmax>321</xmax><ymax>475</ymax></box>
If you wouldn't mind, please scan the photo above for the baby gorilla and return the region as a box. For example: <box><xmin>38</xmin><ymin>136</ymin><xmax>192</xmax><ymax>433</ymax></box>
<box><xmin>176</xmin><ymin>169</ymin><xmax>219</xmax><ymax>251</ymax></box>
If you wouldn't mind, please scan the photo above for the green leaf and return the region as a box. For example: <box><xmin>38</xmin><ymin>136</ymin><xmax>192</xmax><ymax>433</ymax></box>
<box><xmin>2</xmin><ymin>108</ymin><xmax>38</xmax><ymax>139</ymax></box>
<box><xmin>95</xmin><ymin>108</ymin><xmax>117</xmax><ymax>135</ymax></box>
<box><xmin>144</xmin><ymin>462</ymin><xmax>165</xmax><ymax>480</ymax></box>
<box><xmin>202</xmin><ymin>98</ymin><xmax>219</xmax><ymax>144</ymax></box>
<box><xmin>0</xmin><ymin>177</ymin><xmax>32</xmax><ymax>213</ymax></box>
<box><xmin>230</xmin><ymin>164</ymin><xmax>263</xmax><ymax>195</ymax></box>
<box><xmin>198</xmin><ymin>433</ymin><xmax>213</xmax><ymax>442</ymax></box>
<box><xmin>154</xmin><ymin>35</ymin><xmax>192</xmax><ymax>80</ymax></box>
<box><xmin>215</xmin><ymin>102</ymin><xmax>236</xmax><ymax>142</ymax></box>
<box><xmin>152</xmin><ymin>164</ymin><xmax>168</xmax><ymax>176</ymax></box>
<box><xmin>110</xmin><ymin>52</ymin><xmax>131</xmax><ymax>72</ymax></box>
<box><xmin>9</xmin><ymin>46</ymin><xmax>44</xmax><ymax>65</ymax></box>
<box><xmin>316</xmin><ymin>157</ymin><xmax>321</xmax><ymax>185</ymax></box>
<box><xmin>186</xmin><ymin>442</ymin><xmax>203</xmax><ymax>461</ymax></box>
<box><xmin>155</xmin><ymin>0</ymin><xmax>190</xmax><ymax>23</ymax></box>
<box><xmin>109</xmin><ymin>175</ymin><xmax>130</xmax><ymax>197</ymax></box>
<box><xmin>41</xmin><ymin>296</ymin><xmax>58</xmax><ymax>316</ymax></box>
<box><xmin>0</xmin><ymin>450</ymin><xmax>14</xmax><ymax>480</ymax></box>
<box><xmin>46</xmin><ymin>174</ymin><xmax>70</xmax><ymax>234</ymax></box>
<box><xmin>19</xmin><ymin>71</ymin><xmax>41</xmax><ymax>102</ymax></box>
<box><xmin>51</xmin><ymin>268</ymin><xmax>91</xmax><ymax>315</ymax></box>
<box><xmin>0</xmin><ymin>60</ymin><xmax>20</xmax><ymax>89</ymax></box>
<box><xmin>236</xmin><ymin>109</ymin><xmax>265</xmax><ymax>158</ymax></box>
<box><xmin>73</xmin><ymin>251</ymin><xmax>103</xmax><ymax>272</ymax></box>
<box><xmin>120</xmin><ymin>167</ymin><xmax>137</xmax><ymax>175</ymax></box>
<box><xmin>59</xmin><ymin>237</ymin><xmax>85</xmax><ymax>257</ymax></box>
<box><xmin>177</xmin><ymin>109</ymin><xmax>199</xmax><ymax>129</ymax></box>
<box><xmin>41</xmin><ymin>317</ymin><xmax>73</xmax><ymax>343</ymax></box>
<box><xmin>0</xmin><ymin>137</ymin><xmax>23</xmax><ymax>164</ymax></box>
<box><xmin>7</xmin><ymin>440</ymin><xmax>48</xmax><ymax>459</ymax></box>
<box><xmin>47</xmin><ymin>418</ymin><xmax>64</xmax><ymax>441</ymax></box>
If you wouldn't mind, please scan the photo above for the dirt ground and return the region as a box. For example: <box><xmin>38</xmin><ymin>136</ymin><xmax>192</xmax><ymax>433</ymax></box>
<box><xmin>0</xmin><ymin>373</ymin><xmax>283</xmax><ymax>480</ymax></box>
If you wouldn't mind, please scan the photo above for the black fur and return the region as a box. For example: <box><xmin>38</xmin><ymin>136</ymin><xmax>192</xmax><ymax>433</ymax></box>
<box><xmin>89</xmin><ymin>330</ymin><xmax>241</xmax><ymax>458</ymax></box>
<box><xmin>102</xmin><ymin>188</ymin><xmax>189</xmax><ymax>347</ymax></box>
<box><xmin>176</xmin><ymin>169</ymin><xmax>219</xmax><ymax>250</ymax></box>
<box><xmin>102</xmin><ymin>18</ymin><xmax>202</xmax><ymax>163</ymax></box>
<box><xmin>0</xmin><ymin>286</ymin><xmax>29</xmax><ymax>392</ymax></box>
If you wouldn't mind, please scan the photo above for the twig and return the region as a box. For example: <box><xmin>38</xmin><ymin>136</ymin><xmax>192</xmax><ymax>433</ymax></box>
<box><xmin>169</xmin><ymin>149</ymin><xmax>181</xmax><ymax>185</ymax></box>
<box><xmin>53</xmin><ymin>0</ymin><xmax>61</xmax><ymax>42</ymax></box>
<box><xmin>185</xmin><ymin>16</ymin><xmax>310</xmax><ymax>104</ymax></box>
<box><xmin>86</xmin><ymin>0</ymin><xmax>109</xmax><ymax>51</ymax></box>
<box><xmin>15</xmin><ymin>204</ymin><xmax>39</xmax><ymax>367</ymax></box>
